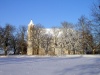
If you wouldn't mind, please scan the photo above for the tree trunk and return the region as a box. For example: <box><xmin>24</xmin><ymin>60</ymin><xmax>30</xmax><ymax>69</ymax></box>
<box><xmin>4</xmin><ymin>47</ymin><xmax>8</xmax><ymax>56</ymax></box>
<box><xmin>4</xmin><ymin>50</ymin><xmax>7</xmax><ymax>56</ymax></box>
<box><xmin>73</xmin><ymin>49</ymin><xmax>75</xmax><ymax>54</ymax></box>
<box><xmin>13</xmin><ymin>46</ymin><xmax>16</xmax><ymax>55</ymax></box>
<box><xmin>68</xmin><ymin>50</ymin><xmax>70</xmax><ymax>54</ymax></box>
<box><xmin>93</xmin><ymin>49</ymin><xmax>95</xmax><ymax>54</ymax></box>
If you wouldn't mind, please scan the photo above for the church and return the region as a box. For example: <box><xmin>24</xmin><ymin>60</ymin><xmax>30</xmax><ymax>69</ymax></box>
<box><xmin>27</xmin><ymin>20</ymin><xmax>82</xmax><ymax>55</ymax></box>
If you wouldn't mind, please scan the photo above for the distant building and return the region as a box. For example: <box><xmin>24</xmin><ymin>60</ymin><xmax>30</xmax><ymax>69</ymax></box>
<box><xmin>27</xmin><ymin>20</ymin><xmax>82</xmax><ymax>55</ymax></box>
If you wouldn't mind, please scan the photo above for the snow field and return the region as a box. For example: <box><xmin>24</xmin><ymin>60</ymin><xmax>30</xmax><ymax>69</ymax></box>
<box><xmin>0</xmin><ymin>55</ymin><xmax>100</xmax><ymax>75</ymax></box>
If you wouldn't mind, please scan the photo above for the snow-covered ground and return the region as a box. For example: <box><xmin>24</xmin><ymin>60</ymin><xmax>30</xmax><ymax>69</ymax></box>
<box><xmin>0</xmin><ymin>55</ymin><xmax>100</xmax><ymax>75</ymax></box>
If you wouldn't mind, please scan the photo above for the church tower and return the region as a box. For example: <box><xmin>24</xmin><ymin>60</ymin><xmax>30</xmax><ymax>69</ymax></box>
<box><xmin>27</xmin><ymin>20</ymin><xmax>34</xmax><ymax>55</ymax></box>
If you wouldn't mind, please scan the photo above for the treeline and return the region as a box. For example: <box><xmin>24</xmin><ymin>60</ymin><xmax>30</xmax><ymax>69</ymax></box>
<box><xmin>0</xmin><ymin>25</ymin><xmax>27</xmax><ymax>55</ymax></box>
<box><xmin>0</xmin><ymin>1</ymin><xmax>100</xmax><ymax>55</ymax></box>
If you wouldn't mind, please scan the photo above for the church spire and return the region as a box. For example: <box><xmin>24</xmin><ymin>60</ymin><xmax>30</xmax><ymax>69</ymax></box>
<box><xmin>27</xmin><ymin>19</ymin><xmax>34</xmax><ymax>55</ymax></box>
<box><xmin>28</xmin><ymin>19</ymin><xmax>34</xmax><ymax>26</ymax></box>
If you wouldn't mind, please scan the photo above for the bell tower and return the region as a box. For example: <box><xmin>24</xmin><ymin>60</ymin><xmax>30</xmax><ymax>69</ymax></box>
<box><xmin>27</xmin><ymin>20</ymin><xmax>34</xmax><ymax>55</ymax></box>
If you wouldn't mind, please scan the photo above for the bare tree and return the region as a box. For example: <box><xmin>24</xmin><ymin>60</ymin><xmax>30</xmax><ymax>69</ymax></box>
<box><xmin>59</xmin><ymin>21</ymin><xmax>83</xmax><ymax>54</ymax></box>
<box><xmin>43</xmin><ymin>33</ymin><xmax>52</xmax><ymax>55</ymax></box>
<box><xmin>0</xmin><ymin>24</ymin><xmax>15</xmax><ymax>55</ymax></box>
<box><xmin>0</xmin><ymin>26</ymin><xmax>4</xmax><ymax>48</ymax></box>
<box><xmin>10</xmin><ymin>34</ymin><xmax>18</xmax><ymax>55</ymax></box>
<box><xmin>77</xmin><ymin>16</ymin><xmax>94</xmax><ymax>54</ymax></box>
<box><xmin>91</xmin><ymin>1</ymin><xmax>100</xmax><ymax>54</ymax></box>
<box><xmin>51</xmin><ymin>27</ymin><xmax>60</xmax><ymax>55</ymax></box>
<box><xmin>60</xmin><ymin>22</ymin><xmax>73</xmax><ymax>54</ymax></box>
<box><xmin>16</xmin><ymin>26</ymin><xmax>27</xmax><ymax>54</ymax></box>
<box><xmin>31</xmin><ymin>24</ymin><xmax>45</xmax><ymax>55</ymax></box>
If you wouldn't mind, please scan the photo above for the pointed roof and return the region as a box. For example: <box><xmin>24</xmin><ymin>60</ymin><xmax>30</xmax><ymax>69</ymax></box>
<box><xmin>28</xmin><ymin>20</ymin><xmax>34</xmax><ymax>26</ymax></box>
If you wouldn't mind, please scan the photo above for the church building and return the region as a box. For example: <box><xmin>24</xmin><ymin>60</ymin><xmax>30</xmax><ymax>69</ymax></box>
<box><xmin>27</xmin><ymin>20</ymin><xmax>82</xmax><ymax>55</ymax></box>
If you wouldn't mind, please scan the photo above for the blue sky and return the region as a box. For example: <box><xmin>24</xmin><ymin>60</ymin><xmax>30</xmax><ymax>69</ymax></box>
<box><xmin>0</xmin><ymin>0</ymin><xmax>95</xmax><ymax>28</ymax></box>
